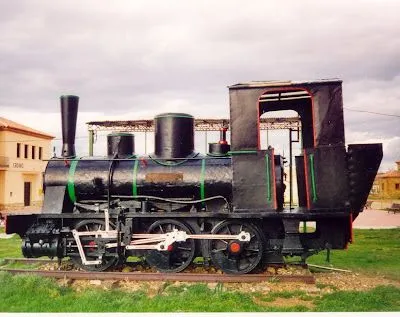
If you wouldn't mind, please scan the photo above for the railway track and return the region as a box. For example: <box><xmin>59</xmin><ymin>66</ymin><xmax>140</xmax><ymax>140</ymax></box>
<box><xmin>1</xmin><ymin>257</ymin><xmax>60</xmax><ymax>265</ymax></box>
<box><xmin>0</xmin><ymin>258</ymin><xmax>315</xmax><ymax>284</ymax></box>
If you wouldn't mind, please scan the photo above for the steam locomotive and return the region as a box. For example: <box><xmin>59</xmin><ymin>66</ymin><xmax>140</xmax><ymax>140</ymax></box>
<box><xmin>6</xmin><ymin>79</ymin><xmax>383</xmax><ymax>274</ymax></box>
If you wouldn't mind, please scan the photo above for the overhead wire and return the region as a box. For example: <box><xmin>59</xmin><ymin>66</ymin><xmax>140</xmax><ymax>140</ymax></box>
<box><xmin>343</xmin><ymin>108</ymin><xmax>400</xmax><ymax>118</ymax></box>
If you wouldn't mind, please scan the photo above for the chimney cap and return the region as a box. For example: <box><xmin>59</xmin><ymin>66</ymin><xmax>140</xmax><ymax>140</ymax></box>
<box><xmin>60</xmin><ymin>95</ymin><xmax>79</xmax><ymax>99</ymax></box>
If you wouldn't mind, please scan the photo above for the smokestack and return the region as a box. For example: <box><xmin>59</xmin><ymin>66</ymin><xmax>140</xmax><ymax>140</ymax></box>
<box><xmin>60</xmin><ymin>95</ymin><xmax>79</xmax><ymax>158</ymax></box>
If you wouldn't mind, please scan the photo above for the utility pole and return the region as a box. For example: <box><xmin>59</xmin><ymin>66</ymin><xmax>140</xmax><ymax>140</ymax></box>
<box><xmin>88</xmin><ymin>130</ymin><xmax>94</xmax><ymax>156</ymax></box>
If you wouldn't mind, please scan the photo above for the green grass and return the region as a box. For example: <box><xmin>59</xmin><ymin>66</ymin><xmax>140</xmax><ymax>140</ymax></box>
<box><xmin>0</xmin><ymin>272</ymin><xmax>399</xmax><ymax>312</ymax></box>
<box><xmin>308</xmin><ymin>229</ymin><xmax>400</xmax><ymax>280</ymax></box>
<box><xmin>0</xmin><ymin>228</ymin><xmax>23</xmax><ymax>258</ymax></box>
<box><xmin>1</xmin><ymin>227</ymin><xmax>399</xmax><ymax>312</ymax></box>
<box><xmin>315</xmin><ymin>286</ymin><xmax>400</xmax><ymax>312</ymax></box>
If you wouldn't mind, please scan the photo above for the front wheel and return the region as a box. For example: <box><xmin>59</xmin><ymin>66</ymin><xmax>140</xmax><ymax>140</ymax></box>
<box><xmin>70</xmin><ymin>219</ymin><xmax>119</xmax><ymax>271</ymax></box>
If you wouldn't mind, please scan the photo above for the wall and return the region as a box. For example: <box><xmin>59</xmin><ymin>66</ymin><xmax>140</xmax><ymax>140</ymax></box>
<box><xmin>373</xmin><ymin>177</ymin><xmax>400</xmax><ymax>199</ymax></box>
<box><xmin>0</xmin><ymin>130</ymin><xmax>52</xmax><ymax>209</ymax></box>
<box><xmin>0</xmin><ymin>171</ymin><xmax>5</xmax><ymax>205</ymax></box>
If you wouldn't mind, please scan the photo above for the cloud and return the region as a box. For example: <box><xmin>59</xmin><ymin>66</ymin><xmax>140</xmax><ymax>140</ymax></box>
<box><xmin>0</xmin><ymin>0</ymin><xmax>399</xmax><ymax>169</ymax></box>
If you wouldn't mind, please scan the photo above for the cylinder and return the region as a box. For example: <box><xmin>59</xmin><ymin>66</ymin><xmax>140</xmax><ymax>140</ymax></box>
<box><xmin>154</xmin><ymin>113</ymin><xmax>194</xmax><ymax>158</ymax></box>
<box><xmin>209</xmin><ymin>143</ymin><xmax>230</xmax><ymax>156</ymax></box>
<box><xmin>60</xmin><ymin>95</ymin><xmax>79</xmax><ymax>158</ymax></box>
<box><xmin>107</xmin><ymin>133</ymin><xmax>135</xmax><ymax>158</ymax></box>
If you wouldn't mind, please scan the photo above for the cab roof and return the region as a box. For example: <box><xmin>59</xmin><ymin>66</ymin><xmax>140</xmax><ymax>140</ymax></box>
<box><xmin>228</xmin><ymin>78</ymin><xmax>342</xmax><ymax>89</ymax></box>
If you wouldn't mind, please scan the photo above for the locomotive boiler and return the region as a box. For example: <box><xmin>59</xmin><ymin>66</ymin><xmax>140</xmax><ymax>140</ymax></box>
<box><xmin>46</xmin><ymin>110</ymin><xmax>233</xmax><ymax>213</ymax></box>
<box><xmin>6</xmin><ymin>79</ymin><xmax>383</xmax><ymax>274</ymax></box>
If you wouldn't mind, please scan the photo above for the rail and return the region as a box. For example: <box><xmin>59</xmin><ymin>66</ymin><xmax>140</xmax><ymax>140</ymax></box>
<box><xmin>0</xmin><ymin>258</ymin><xmax>315</xmax><ymax>284</ymax></box>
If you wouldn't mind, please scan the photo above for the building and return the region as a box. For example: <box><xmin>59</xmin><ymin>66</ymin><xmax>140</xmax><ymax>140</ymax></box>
<box><xmin>370</xmin><ymin>161</ymin><xmax>400</xmax><ymax>200</ymax></box>
<box><xmin>0</xmin><ymin>117</ymin><xmax>54</xmax><ymax>210</ymax></box>
<box><xmin>283</xmin><ymin>166</ymin><xmax>299</xmax><ymax>206</ymax></box>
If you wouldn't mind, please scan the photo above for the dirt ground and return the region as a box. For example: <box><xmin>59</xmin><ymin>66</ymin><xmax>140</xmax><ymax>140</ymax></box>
<box><xmin>353</xmin><ymin>208</ymin><xmax>400</xmax><ymax>229</ymax></box>
<box><xmin>61</xmin><ymin>271</ymin><xmax>400</xmax><ymax>309</ymax></box>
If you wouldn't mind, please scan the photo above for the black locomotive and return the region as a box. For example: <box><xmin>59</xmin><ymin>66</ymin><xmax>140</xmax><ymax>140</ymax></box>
<box><xmin>6</xmin><ymin>79</ymin><xmax>383</xmax><ymax>274</ymax></box>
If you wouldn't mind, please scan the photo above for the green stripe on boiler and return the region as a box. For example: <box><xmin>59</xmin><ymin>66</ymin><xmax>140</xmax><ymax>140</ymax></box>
<box><xmin>67</xmin><ymin>159</ymin><xmax>79</xmax><ymax>202</ymax></box>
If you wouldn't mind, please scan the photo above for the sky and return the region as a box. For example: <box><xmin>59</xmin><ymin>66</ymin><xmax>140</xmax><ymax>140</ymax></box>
<box><xmin>0</xmin><ymin>0</ymin><xmax>399</xmax><ymax>171</ymax></box>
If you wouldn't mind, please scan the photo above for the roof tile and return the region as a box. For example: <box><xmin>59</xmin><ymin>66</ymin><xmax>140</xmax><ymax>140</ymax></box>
<box><xmin>0</xmin><ymin>117</ymin><xmax>54</xmax><ymax>139</ymax></box>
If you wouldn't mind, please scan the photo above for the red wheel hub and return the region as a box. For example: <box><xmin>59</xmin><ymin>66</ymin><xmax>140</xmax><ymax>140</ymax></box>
<box><xmin>229</xmin><ymin>242</ymin><xmax>241</xmax><ymax>254</ymax></box>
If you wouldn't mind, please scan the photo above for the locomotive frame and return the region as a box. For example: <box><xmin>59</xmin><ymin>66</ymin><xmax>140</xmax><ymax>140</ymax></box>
<box><xmin>6</xmin><ymin>79</ymin><xmax>383</xmax><ymax>274</ymax></box>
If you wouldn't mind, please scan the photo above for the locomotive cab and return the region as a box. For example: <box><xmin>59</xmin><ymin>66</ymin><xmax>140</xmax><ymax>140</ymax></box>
<box><xmin>229</xmin><ymin>80</ymin><xmax>382</xmax><ymax>213</ymax></box>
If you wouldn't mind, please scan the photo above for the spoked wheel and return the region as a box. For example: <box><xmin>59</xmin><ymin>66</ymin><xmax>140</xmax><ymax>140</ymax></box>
<box><xmin>208</xmin><ymin>220</ymin><xmax>264</xmax><ymax>274</ymax></box>
<box><xmin>70</xmin><ymin>219</ymin><xmax>118</xmax><ymax>272</ymax></box>
<box><xmin>145</xmin><ymin>219</ymin><xmax>196</xmax><ymax>273</ymax></box>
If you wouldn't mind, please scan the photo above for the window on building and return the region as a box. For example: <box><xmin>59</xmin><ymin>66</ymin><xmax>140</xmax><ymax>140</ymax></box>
<box><xmin>396</xmin><ymin>183</ymin><xmax>400</xmax><ymax>190</ymax></box>
<box><xmin>24</xmin><ymin>144</ymin><xmax>28</xmax><ymax>159</ymax></box>
<box><xmin>32</xmin><ymin>146</ymin><xmax>36</xmax><ymax>159</ymax></box>
<box><xmin>371</xmin><ymin>184</ymin><xmax>380</xmax><ymax>194</ymax></box>
<box><xmin>17</xmin><ymin>143</ymin><xmax>21</xmax><ymax>158</ymax></box>
<box><xmin>39</xmin><ymin>147</ymin><xmax>43</xmax><ymax>160</ymax></box>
